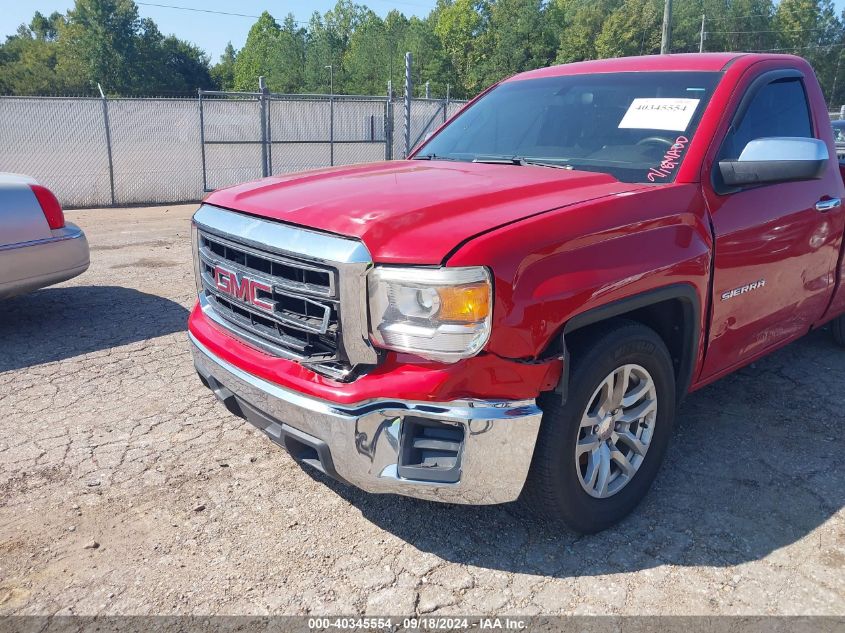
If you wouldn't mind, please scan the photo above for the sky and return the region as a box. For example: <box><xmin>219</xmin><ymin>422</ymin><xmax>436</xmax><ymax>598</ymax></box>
<box><xmin>0</xmin><ymin>0</ymin><xmax>441</xmax><ymax>61</ymax></box>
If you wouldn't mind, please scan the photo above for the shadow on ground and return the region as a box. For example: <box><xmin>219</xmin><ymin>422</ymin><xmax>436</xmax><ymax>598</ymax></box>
<box><xmin>304</xmin><ymin>328</ymin><xmax>843</xmax><ymax>577</ymax></box>
<box><xmin>0</xmin><ymin>286</ymin><xmax>189</xmax><ymax>372</ymax></box>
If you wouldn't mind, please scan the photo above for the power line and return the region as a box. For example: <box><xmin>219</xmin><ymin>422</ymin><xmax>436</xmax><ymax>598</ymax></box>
<box><xmin>135</xmin><ymin>2</ymin><xmax>260</xmax><ymax>19</ymax></box>
<box><xmin>750</xmin><ymin>43</ymin><xmax>845</xmax><ymax>52</ymax></box>
<box><xmin>135</xmin><ymin>0</ymin><xmax>435</xmax><ymax>23</ymax></box>
<box><xmin>135</xmin><ymin>2</ymin><xmax>312</xmax><ymax>25</ymax></box>
<box><xmin>703</xmin><ymin>12</ymin><xmax>773</xmax><ymax>23</ymax></box>
<box><xmin>707</xmin><ymin>27</ymin><xmax>831</xmax><ymax>35</ymax></box>
<box><xmin>360</xmin><ymin>0</ymin><xmax>437</xmax><ymax>8</ymax></box>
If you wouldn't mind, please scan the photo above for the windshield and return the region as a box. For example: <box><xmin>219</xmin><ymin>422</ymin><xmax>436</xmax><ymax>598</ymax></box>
<box><xmin>416</xmin><ymin>71</ymin><xmax>721</xmax><ymax>183</ymax></box>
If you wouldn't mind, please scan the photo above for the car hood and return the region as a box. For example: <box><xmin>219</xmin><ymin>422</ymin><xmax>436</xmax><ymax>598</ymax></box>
<box><xmin>204</xmin><ymin>161</ymin><xmax>646</xmax><ymax>264</ymax></box>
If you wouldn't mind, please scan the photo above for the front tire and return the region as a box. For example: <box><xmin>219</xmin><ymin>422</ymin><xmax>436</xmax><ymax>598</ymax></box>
<box><xmin>521</xmin><ymin>319</ymin><xmax>676</xmax><ymax>534</ymax></box>
<box><xmin>832</xmin><ymin>315</ymin><xmax>845</xmax><ymax>346</ymax></box>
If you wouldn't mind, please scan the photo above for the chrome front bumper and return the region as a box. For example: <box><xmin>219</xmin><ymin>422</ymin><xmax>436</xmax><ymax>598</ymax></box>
<box><xmin>190</xmin><ymin>334</ymin><xmax>543</xmax><ymax>505</ymax></box>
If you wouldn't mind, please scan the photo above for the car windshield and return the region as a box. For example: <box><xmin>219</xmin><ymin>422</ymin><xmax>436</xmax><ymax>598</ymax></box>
<box><xmin>833</xmin><ymin>123</ymin><xmax>845</xmax><ymax>144</ymax></box>
<box><xmin>416</xmin><ymin>71</ymin><xmax>721</xmax><ymax>183</ymax></box>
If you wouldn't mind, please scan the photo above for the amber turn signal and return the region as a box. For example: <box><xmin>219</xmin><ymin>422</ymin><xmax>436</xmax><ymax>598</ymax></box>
<box><xmin>436</xmin><ymin>283</ymin><xmax>491</xmax><ymax>322</ymax></box>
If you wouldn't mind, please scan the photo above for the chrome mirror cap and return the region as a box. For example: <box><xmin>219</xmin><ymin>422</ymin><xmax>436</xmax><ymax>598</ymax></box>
<box><xmin>738</xmin><ymin>137</ymin><xmax>829</xmax><ymax>162</ymax></box>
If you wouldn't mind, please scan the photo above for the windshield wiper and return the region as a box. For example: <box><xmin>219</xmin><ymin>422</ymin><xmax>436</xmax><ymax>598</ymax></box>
<box><xmin>412</xmin><ymin>154</ymin><xmax>460</xmax><ymax>161</ymax></box>
<box><xmin>472</xmin><ymin>155</ymin><xmax>573</xmax><ymax>170</ymax></box>
<box><xmin>472</xmin><ymin>156</ymin><xmax>523</xmax><ymax>165</ymax></box>
<box><xmin>520</xmin><ymin>158</ymin><xmax>573</xmax><ymax>170</ymax></box>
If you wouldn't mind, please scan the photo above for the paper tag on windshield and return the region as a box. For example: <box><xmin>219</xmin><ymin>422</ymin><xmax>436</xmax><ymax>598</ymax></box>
<box><xmin>618</xmin><ymin>98</ymin><xmax>701</xmax><ymax>132</ymax></box>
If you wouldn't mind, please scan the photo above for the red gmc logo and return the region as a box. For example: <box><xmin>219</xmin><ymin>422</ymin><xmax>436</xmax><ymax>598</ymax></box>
<box><xmin>213</xmin><ymin>265</ymin><xmax>276</xmax><ymax>312</ymax></box>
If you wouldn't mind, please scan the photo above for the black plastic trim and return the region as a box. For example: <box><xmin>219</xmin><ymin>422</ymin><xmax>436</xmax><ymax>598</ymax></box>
<box><xmin>562</xmin><ymin>283</ymin><xmax>701</xmax><ymax>401</ymax></box>
<box><xmin>397</xmin><ymin>416</ymin><xmax>464</xmax><ymax>484</ymax></box>
<box><xmin>195</xmin><ymin>366</ymin><xmax>348</xmax><ymax>485</ymax></box>
<box><xmin>718</xmin><ymin>157</ymin><xmax>826</xmax><ymax>186</ymax></box>
<box><xmin>720</xmin><ymin>54</ymin><xmax>747</xmax><ymax>71</ymax></box>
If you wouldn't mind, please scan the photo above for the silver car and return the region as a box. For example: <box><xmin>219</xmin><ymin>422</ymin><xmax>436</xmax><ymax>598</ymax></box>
<box><xmin>0</xmin><ymin>173</ymin><xmax>89</xmax><ymax>299</ymax></box>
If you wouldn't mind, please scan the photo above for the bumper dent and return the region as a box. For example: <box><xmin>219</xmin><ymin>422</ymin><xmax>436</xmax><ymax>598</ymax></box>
<box><xmin>190</xmin><ymin>333</ymin><xmax>542</xmax><ymax>505</ymax></box>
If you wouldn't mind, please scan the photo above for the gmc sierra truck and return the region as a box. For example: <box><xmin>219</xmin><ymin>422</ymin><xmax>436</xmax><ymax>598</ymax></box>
<box><xmin>189</xmin><ymin>53</ymin><xmax>845</xmax><ymax>533</ymax></box>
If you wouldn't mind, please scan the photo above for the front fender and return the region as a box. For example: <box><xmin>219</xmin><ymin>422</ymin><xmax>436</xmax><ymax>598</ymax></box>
<box><xmin>446</xmin><ymin>184</ymin><xmax>712</xmax><ymax>367</ymax></box>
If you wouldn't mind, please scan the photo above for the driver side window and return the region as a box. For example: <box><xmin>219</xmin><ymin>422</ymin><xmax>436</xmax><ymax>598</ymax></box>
<box><xmin>720</xmin><ymin>77</ymin><xmax>813</xmax><ymax>161</ymax></box>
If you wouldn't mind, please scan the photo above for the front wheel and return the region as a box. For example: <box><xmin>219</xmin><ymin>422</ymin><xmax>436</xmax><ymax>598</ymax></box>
<box><xmin>521</xmin><ymin>320</ymin><xmax>676</xmax><ymax>533</ymax></box>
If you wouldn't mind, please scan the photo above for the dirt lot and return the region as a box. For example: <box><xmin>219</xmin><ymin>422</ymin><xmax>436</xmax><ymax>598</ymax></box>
<box><xmin>0</xmin><ymin>204</ymin><xmax>843</xmax><ymax>616</ymax></box>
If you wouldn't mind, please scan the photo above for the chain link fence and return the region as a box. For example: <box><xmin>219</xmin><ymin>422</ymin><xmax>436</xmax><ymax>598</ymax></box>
<box><xmin>0</xmin><ymin>90</ymin><xmax>466</xmax><ymax>209</ymax></box>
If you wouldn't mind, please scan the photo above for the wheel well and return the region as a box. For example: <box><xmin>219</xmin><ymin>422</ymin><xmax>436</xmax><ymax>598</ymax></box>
<box><xmin>553</xmin><ymin>287</ymin><xmax>699</xmax><ymax>403</ymax></box>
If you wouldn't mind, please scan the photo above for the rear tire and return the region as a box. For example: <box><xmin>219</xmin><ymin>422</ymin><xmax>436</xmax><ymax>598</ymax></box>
<box><xmin>520</xmin><ymin>319</ymin><xmax>676</xmax><ymax>534</ymax></box>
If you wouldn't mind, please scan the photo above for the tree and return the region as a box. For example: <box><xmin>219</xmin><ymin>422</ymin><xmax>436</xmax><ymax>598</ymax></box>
<box><xmin>233</xmin><ymin>11</ymin><xmax>280</xmax><ymax>91</ymax></box>
<box><xmin>0</xmin><ymin>0</ymin><xmax>216</xmax><ymax>95</ymax></box>
<box><xmin>403</xmin><ymin>15</ymin><xmax>458</xmax><ymax>97</ymax></box>
<box><xmin>775</xmin><ymin>0</ymin><xmax>843</xmax><ymax>101</ymax></box>
<box><xmin>56</xmin><ymin>0</ymin><xmax>143</xmax><ymax>93</ymax></box>
<box><xmin>0</xmin><ymin>25</ymin><xmax>63</xmax><ymax>94</ymax></box>
<box><xmin>303</xmin><ymin>12</ymin><xmax>337</xmax><ymax>92</ymax></box>
<box><xmin>345</xmin><ymin>11</ymin><xmax>389</xmax><ymax>94</ymax></box>
<box><xmin>211</xmin><ymin>43</ymin><xmax>237</xmax><ymax>91</ymax></box>
<box><xmin>30</xmin><ymin>11</ymin><xmax>65</xmax><ymax>41</ymax></box>
<box><xmin>594</xmin><ymin>0</ymin><xmax>662</xmax><ymax>58</ymax></box>
<box><xmin>384</xmin><ymin>10</ymin><xmax>409</xmax><ymax>90</ymax></box>
<box><xmin>555</xmin><ymin>0</ymin><xmax>621</xmax><ymax>63</ymax></box>
<box><xmin>435</xmin><ymin>0</ymin><xmax>484</xmax><ymax>94</ymax></box>
<box><xmin>474</xmin><ymin>0</ymin><xmax>555</xmax><ymax>86</ymax></box>
<box><xmin>277</xmin><ymin>15</ymin><xmax>307</xmax><ymax>93</ymax></box>
<box><xmin>149</xmin><ymin>35</ymin><xmax>213</xmax><ymax>94</ymax></box>
<box><xmin>4</xmin><ymin>0</ymin><xmax>845</xmax><ymax>101</ymax></box>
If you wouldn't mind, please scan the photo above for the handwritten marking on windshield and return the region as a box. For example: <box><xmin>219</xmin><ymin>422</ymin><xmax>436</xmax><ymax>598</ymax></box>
<box><xmin>647</xmin><ymin>136</ymin><xmax>689</xmax><ymax>182</ymax></box>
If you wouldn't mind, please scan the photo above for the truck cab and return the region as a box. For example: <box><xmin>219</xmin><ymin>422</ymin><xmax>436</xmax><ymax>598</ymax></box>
<box><xmin>189</xmin><ymin>53</ymin><xmax>845</xmax><ymax>533</ymax></box>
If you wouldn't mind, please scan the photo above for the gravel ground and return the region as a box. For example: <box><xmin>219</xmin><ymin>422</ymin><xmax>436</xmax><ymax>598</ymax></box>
<box><xmin>0</xmin><ymin>204</ymin><xmax>843</xmax><ymax>617</ymax></box>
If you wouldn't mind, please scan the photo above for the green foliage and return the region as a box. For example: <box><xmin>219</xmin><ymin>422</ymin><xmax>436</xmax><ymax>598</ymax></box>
<box><xmin>435</xmin><ymin>0</ymin><xmax>484</xmax><ymax>94</ymax></box>
<box><xmin>4</xmin><ymin>0</ymin><xmax>845</xmax><ymax>105</ymax></box>
<box><xmin>594</xmin><ymin>0</ymin><xmax>663</xmax><ymax>58</ymax></box>
<box><xmin>211</xmin><ymin>43</ymin><xmax>237</xmax><ymax>92</ymax></box>
<box><xmin>0</xmin><ymin>0</ymin><xmax>213</xmax><ymax>95</ymax></box>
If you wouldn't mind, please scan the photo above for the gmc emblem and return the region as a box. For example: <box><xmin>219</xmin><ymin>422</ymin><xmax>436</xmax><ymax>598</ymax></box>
<box><xmin>213</xmin><ymin>265</ymin><xmax>276</xmax><ymax>312</ymax></box>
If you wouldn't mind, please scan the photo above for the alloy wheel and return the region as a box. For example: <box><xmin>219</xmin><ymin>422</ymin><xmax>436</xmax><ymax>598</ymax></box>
<box><xmin>575</xmin><ymin>363</ymin><xmax>657</xmax><ymax>498</ymax></box>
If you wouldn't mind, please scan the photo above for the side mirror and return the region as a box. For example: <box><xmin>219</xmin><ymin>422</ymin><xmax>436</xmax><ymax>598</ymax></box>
<box><xmin>719</xmin><ymin>137</ymin><xmax>828</xmax><ymax>187</ymax></box>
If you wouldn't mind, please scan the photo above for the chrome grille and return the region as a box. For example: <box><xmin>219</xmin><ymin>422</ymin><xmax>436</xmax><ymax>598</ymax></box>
<box><xmin>192</xmin><ymin>205</ymin><xmax>377</xmax><ymax>380</ymax></box>
<box><xmin>198</xmin><ymin>230</ymin><xmax>340</xmax><ymax>362</ymax></box>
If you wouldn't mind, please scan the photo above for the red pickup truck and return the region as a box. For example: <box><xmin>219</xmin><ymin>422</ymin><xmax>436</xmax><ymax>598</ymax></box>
<box><xmin>189</xmin><ymin>53</ymin><xmax>845</xmax><ymax>533</ymax></box>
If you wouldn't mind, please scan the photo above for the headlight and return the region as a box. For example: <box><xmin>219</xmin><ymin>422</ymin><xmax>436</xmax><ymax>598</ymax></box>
<box><xmin>368</xmin><ymin>266</ymin><xmax>493</xmax><ymax>362</ymax></box>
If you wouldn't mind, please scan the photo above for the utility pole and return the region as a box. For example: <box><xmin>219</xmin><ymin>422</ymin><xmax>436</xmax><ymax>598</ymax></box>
<box><xmin>699</xmin><ymin>14</ymin><xmax>705</xmax><ymax>53</ymax></box>
<box><xmin>661</xmin><ymin>0</ymin><xmax>672</xmax><ymax>55</ymax></box>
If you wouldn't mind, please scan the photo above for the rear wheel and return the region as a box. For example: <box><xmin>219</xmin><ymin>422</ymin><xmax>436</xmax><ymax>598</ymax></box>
<box><xmin>521</xmin><ymin>319</ymin><xmax>676</xmax><ymax>533</ymax></box>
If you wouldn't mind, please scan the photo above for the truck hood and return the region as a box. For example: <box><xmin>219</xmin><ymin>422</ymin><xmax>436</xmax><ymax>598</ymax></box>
<box><xmin>204</xmin><ymin>161</ymin><xmax>646</xmax><ymax>264</ymax></box>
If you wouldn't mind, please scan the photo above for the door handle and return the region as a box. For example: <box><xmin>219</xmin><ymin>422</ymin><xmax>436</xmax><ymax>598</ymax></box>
<box><xmin>816</xmin><ymin>197</ymin><xmax>842</xmax><ymax>212</ymax></box>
